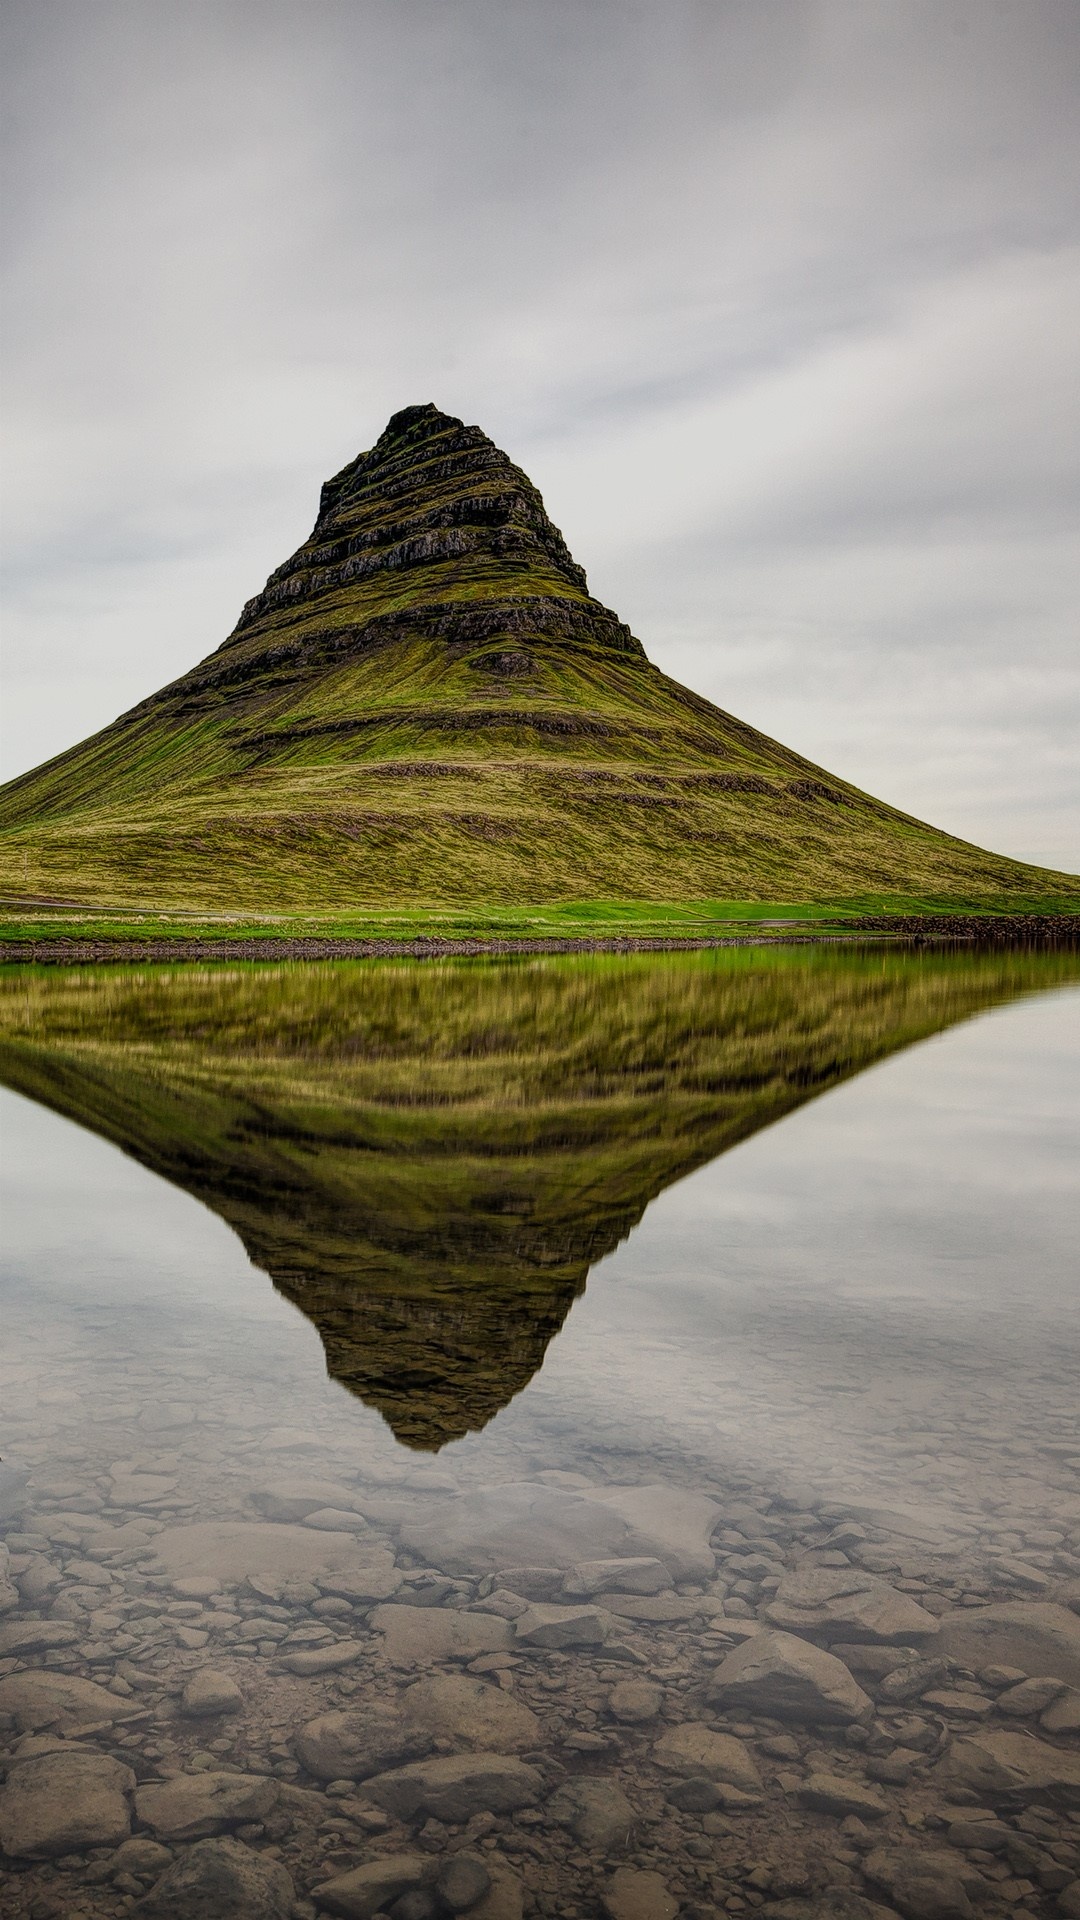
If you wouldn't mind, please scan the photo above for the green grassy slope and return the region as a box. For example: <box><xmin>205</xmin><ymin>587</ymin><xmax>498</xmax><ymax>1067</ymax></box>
<box><xmin>3</xmin><ymin>944</ymin><xmax>1075</xmax><ymax>1444</ymax></box>
<box><xmin>2</xmin><ymin>404</ymin><xmax>1076</xmax><ymax>914</ymax></box>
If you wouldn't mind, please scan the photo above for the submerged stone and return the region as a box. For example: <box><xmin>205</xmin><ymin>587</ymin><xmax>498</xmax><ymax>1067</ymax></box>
<box><xmin>709</xmin><ymin>1628</ymin><xmax>872</xmax><ymax>1725</ymax></box>
<box><xmin>584</xmin><ymin>1484</ymin><xmax>721</xmax><ymax>1582</ymax></box>
<box><xmin>0</xmin><ymin>1749</ymin><xmax>134</xmax><ymax>1858</ymax></box>
<box><xmin>148</xmin><ymin>1519</ymin><xmax>375</xmax><ymax>1585</ymax></box>
<box><xmin>861</xmin><ymin>1845</ymin><xmax>985</xmax><ymax>1920</ymax></box>
<box><xmin>398</xmin><ymin>1482</ymin><xmax>644</xmax><ymax>1575</ymax></box>
<box><xmin>251</xmin><ymin>1476</ymin><xmax>365</xmax><ymax>1521</ymax></box>
<box><xmin>937</xmin><ymin>1601</ymin><xmax>1080</xmax><ymax>1686</ymax></box>
<box><xmin>437</xmin><ymin>1854</ymin><xmax>493</xmax><ymax>1914</ymax></box>
<box><xmin>401</xmin><ymin>1672</ymin><xmax>541</xmax><ymax>1751</ymax></box>
<box><xmin>369</xmin><ymin>1603</ymin><xmax>513</xmax><ymax>1665</ymax></box>
<box><xmin>651</xmin><ymin>1722</ymin><xmax>761</xmax><ymax>1792</ymax></box>
<box><xmin>562</xmin><ymin>1557</ymin><xmax>672</xmax><ymax>1598</ymax></box>
<box><xmin>313</xmin><ymin>1856</ymin><xmax>433</xmax><ymax>1920</ymax></box>
<box><xmin>294</xmin><ymin>1702</ymin><xmax>432</xmax><ymax>1782</ymax></box>
<box><xmin>601</xmin><ymin>1868</ymin><xmax>679</xmax><ymax>1920</ymax></box>
<box><xmin>764</xmin><ymin>1567</ymin><xmax>940</xmax><ymax>1645</ymax></box>
<box><xmin>513</xmin><ymin>1601</ymin><xmax>613</xmax><ymax>1648</ymax></box>
<box><xmin>359</xmin><ymin>1752</ymin><xmax>543</xmax><ymax>1822</ymax></box>
<box><xmin>133</xmin><ymin>1836</ymin><xmax>295</xmax><ymax>1919</ymax></box>
<box><xmin>935</xmin><ymin>1727</ymin><xmax>1080</xmax><ymax>1804</ymax></box>
<box><xmin>134</xmin><ymin>1769</ymin><xmax>279</xmax><ymax>1839</ymax></box>
<box><xmin>179</xmin><ymin>1667</ymin><xmax>244</xmax><ymax>1717</ymax></box>
<box><xmin>0</xmin><ymin>1671</ymin><xmax>141</xmax><ymax>1732</ymax></box>
<box><xmin>607</xmin><ymin>1679</ymin><xmax>663</xmax><ymax>1723</ymax></box>
<box><xmin>546</xmin><ymin>1777</ymin><xmax>638</xmax><ymax>1851</ymax></box>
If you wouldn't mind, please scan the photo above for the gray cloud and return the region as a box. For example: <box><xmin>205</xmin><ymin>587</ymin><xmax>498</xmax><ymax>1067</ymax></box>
<box><xmin>2</xmin><ymin>0</ymin><xmax>1077</xmax><ymax>866</ymax></box>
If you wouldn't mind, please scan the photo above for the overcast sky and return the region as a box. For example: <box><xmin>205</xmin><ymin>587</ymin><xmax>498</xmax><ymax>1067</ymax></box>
<box><xmin>2</xmin><ymin>0</ymin><xmax>1077</xmax><ymax>869</ymax></box>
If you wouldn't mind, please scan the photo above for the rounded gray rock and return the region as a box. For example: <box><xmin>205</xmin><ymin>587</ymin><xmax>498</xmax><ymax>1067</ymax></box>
<box><xmin>133</xmin><ymin>1835</ymin><xmax>295</xmax><ymax>1918</ymax></box>
<box><xmin>708</xmin><ymin>1627</ymin><xmax>872</xmax><ymax>1725</ymax></box>
<box><xmin>938</xmin><ymin>1602</ymin><xmax>1080</xmax><ymax>1687</ymax></box>
<box><xmin>651</xmin><ymin>1721</ymin><xmax>761</xmax><ymax>1791</ymax></box>
<box><xmin>547</xmin><ymin>1777</ymin><xmax>637</xmax><ymax>1851</ymax></box>
<box><xmin>390</xmin><ymin>1892</ymin><xmax>441</xmax><ymax>1920</ymax></box>
<box><xmin>862</xmin><ymin>1845</ymin><xmax>985</xmax><ymax>1920</ymax></box>
<box><xmin>513</xmin><ymin>1601</ymin><xmax>612</xmax><ymax>1648</ymax></box>
<box><xmin>600</xmin><ymin>1868</ymin><xmax>678</xmax><ymax>1920</ymax></box>
<box><xmin>0</xmin><ymin>1748</ymin><xmax>134</xmax><ymax>1858</ymax></box>
<box><xmin>361</xmin><ymin>1752</ymin><xmax>542</xmax><ymax>1822</ymax></box>
<box><xmin>436</xmin><ymin>1854</ymin><xmax>492</xmax><ymax>1913</ymax></box>
<box><xmin>935</xmin><ymin>1726</ymin><xmax>1080</xmax><ymax>1804</ymax></box>
<box><xmin>402</xmin><ymin>1673</ymin><xmax>540</xmax><ymax>1751</ymax></box>
<box><xmin>608</xmin><ymin>1679</ymin><xmax>663</xmax><ymax>1723</ymax></box>
<box><xmin>180</xmin><ymin>1667</ymin><xmax>244</xmax><ymax>1717</ymax></box>
<box><xmin>134</xmin><ymin>1768</ymin><xmax>278</xmax><ymax>1840</ymax></box>
<box><xmin>294</xmin><ymin>1702</ymin><xmax>431</xmax><ymax>1782</ymax></box>
<box><xmin>765</xmin><ymin>1567</ymin><xmax>940</xmax><ymax>1645</ymax></box>
<box><xmin>313</xmin><ymin>1853</ymin><xmax>432</xmax><ymax>1920</ymax></box>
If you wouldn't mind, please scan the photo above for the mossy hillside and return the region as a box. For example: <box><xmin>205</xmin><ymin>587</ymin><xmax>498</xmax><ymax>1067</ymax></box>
<box><xmin>2</xmin><ymin>944</ymin><xmax>1075</xmax><ymax>1444</ymax></box>
<box><xmin>5</xmin><ymin>638</ymin><xmax>1075</xmax><ymax>910</ymax></box>
<box><xmin>2</xmin><ymin>403</ymin><xmax>1077</xmax><ymax>914</ymax></box>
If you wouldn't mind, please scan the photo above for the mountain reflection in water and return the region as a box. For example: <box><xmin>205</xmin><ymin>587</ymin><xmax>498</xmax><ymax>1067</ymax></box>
<box><xmin>1</xmin><ymin>945</ymin><xmax>1075</xmax><ymax>1448</ymax></box>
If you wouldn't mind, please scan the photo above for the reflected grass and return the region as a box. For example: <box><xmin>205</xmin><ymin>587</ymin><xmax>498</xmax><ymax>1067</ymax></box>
<box><xmin>1</xmin><ymin>944</ymin><xmax>1076</xmax><ymax>1447</ymax></box>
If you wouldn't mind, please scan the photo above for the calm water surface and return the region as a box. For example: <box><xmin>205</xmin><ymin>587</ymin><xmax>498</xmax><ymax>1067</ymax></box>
<box><xmin>1</xmin><ymin>948</ymin><xmax>1078</xmax><ymax>1920</ymax></box>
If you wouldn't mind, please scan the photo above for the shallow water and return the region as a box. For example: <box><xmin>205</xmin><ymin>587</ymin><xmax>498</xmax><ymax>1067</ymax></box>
<box><xmin>1</xmin><ymin>948</ymin><xmax>1079</xmax><ymax>1920</ymax></box>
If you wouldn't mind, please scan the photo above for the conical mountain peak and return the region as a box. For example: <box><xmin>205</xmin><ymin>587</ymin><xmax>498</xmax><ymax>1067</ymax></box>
<box><xmin>2</xmin><ymin>405</ymin><xmax>1075</xmax><ymax>911</ymax></box>
<box><xmin>226</xmin><ymin>403</ymin><xmax>631</xmax><ymax>665</ymax></box>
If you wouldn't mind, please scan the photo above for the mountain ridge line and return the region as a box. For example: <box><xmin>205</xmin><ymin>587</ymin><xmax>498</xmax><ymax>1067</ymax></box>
<box><xmin>2</xmin><ymin>400</ymin><xmax>1076</xmax><ymax>924</ymax></box>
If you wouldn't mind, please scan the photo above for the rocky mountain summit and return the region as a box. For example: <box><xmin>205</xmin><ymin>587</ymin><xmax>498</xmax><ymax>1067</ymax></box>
<box><xmin>161</xmin><ymin>404</ymin><xmax>644</xmax><ymax>723</ymax></box>
<box><xmin>2</xmin><ymin>403</ymin><xmax>1077</xmax><ymax>910</ymax></box>
<box><xmin>225</xmin><ymin>402</ymin><xmax>640</xmax><ymax>670</ymax></box>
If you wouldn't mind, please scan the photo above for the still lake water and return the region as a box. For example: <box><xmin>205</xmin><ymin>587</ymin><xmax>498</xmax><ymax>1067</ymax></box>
<box><xmin>1</xmin><ymin>947</ymin><xmax>1079</xmax><ymax>1920</ymax></box>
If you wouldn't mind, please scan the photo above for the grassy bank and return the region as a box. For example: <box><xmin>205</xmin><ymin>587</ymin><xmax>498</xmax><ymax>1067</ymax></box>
<box><xmin>1</xmin><ymin>891</ymin><xmax>1078</xmax><ymax>958</ymax></box>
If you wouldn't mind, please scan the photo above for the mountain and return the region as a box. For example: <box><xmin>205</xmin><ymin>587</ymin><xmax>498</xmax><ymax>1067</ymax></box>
<box><xmin>1</xmin><ymin>403</ymin><xmax>1075</xmax><ymax>912</ymax></box>
<box><xmin>2</xmin><ymin>944</ymin><xmax>1075</xmax><ymax>1448</ymax></box>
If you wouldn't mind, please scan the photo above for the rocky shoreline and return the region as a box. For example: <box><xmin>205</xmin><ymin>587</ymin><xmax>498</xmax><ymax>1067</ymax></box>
<box><xmin>2</xmin><ymin>916</ymin><xmax>1078</xmax><ymax>965</ymax></box>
